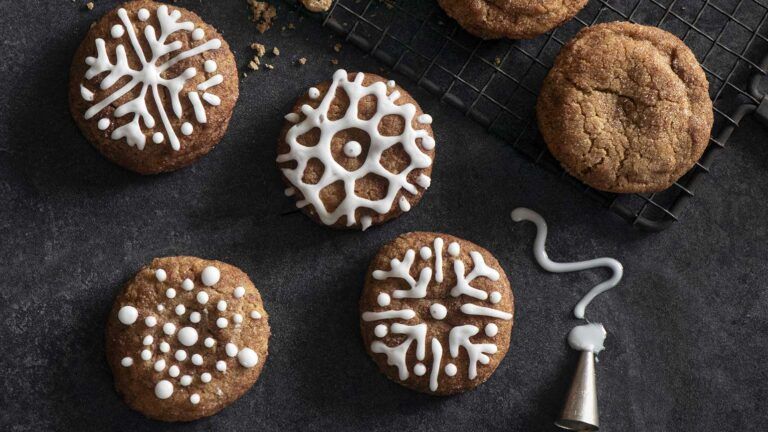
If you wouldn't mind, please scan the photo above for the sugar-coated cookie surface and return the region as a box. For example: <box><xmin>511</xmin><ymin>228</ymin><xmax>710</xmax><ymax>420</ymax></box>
<box><xmin>537</xmin><ymin>22</ymin><xmax>714</xmax><ymax>193</ymax></box>
<box><xmin>69</xmin><ymin>0</ymin><xmax>239</xmax><ymax>174</ymax></box>
<box><xmin>277</xmin><ymin>70</ymin><xmax>435</xmax><ymax>231</ymax></box>
<box><xmin>106</xmin><ymin>257</ymin><xmax>270</xmax><ymax>422</ymax></box>
<box><xmin>360</xmin><ymin>232</ymin><xmax>514</xmax><ymax>395</ymax></box>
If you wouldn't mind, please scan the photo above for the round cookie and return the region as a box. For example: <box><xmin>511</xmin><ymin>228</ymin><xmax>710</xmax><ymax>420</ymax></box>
<box><xmin>437</xmin><ymin>0</ymin><xmax>587</xmax><ymax>40</ymax></box>
<box><xmin>69</xmin><ymin>0</ymin><xmax>239</xmax><ymax>174</ymax></box>
<box><xmin>537</xmin><ymin>22</ymin><xmax>714</xmax><ymax>193</ymax></box>
<box><xmin>360</xmin><ymin>232</ymin><xmax>514</xmax><ymax>395</ymax></box>
<box><xmin>106</xmin><ymin>257</ymin><xmax>270</xmax><ymax>422</ymax></box>
<box><xmin>277</xmin><ymin>69</ymin><xmax>435</xmax><ymax>231</ymax></box>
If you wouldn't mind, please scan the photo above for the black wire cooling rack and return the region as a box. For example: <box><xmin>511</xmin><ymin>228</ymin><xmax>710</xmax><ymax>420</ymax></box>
<box><xmin>285</xmin><ymin>0</ymin><xmax>768</xmax><ymax>231</ymax></box>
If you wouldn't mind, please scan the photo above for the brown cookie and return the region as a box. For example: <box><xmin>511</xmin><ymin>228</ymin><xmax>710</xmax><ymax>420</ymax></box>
<box><xmin>106</xmin><ymin>257</ymin><xmax>270</xmax><ymax>422</ymax></box>
<box><xmin>360</xmin><ymin>232</ymin><xmax>514</xmax><ymax>395</ymax></box>
<box><xmin>69</xmin><ymin>0</ymin><xmax>239</xmax><ymax>174</ymax></box>
<box><xmin>537</xmin><ymin>22</ymin><xmax>714</xmax><ymax>193</ymax></box>
<box><xmin>277</xmin><ymin>70</ymin><xmax>436</xmax><ymax>231</ymax></box>
<box><xmin>437</xmin><ymin>0</ymin><xmax>587</xmax><ymax>40</ymax></box>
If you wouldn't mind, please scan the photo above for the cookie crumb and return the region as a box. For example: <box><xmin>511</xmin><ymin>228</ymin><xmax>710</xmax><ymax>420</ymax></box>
<box><xmin>250</xmin><ymin>42</ymin><xmax>266</xmax><ymax>58</ymax></box>
<box><xmin>298</xmin><ymin>57</ymin><xmax>307</xmax><ymax>65</ymax></box>
<box><xmin>330</xmin><ymin>59</ymin><xmax>339</xmax><ymax>65</ymax></box>
<box><xmin>86</xmin><ymin>1</ymin><xmax>94</xmax><ymax>10</ymax></box>
<box><xmin>333</xmin><ymin>43</ymin><xmax>342</xmax><ymax>53</ymax></box>
<box><xmin>248</xmin><ymin>57</ymin><xmax>261</xmax><ymax>70</ymax></box>
<box><xmin>264</xmin><ymin>63</ymin><xmax>274</xmax><ymax>70</ymax></box>
<box><xmin>247</xmin><ymin>0</ymin><xmax>277</xmax><ymax>34</ymax></box>
<box><xmin>272</xmin><ymin>47</ymin><xmax>280</xmax><ymax>56</ymax></box>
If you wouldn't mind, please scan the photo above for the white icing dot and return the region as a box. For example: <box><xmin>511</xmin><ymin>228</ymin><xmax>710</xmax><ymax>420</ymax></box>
<box><xmin>175</xmin><ymin>350</ymin><xmax>187</xmax><ymax>361</ymax></box>
<box><xmin>343</xmin><ymin>140</ymin><xmax>362</xmax><ymax>158</ymax></box>
<box><xmin>217</xmin><ymin>300</ymin><xmax>227</xmax><ymax>312</ymax></box>
<box><xmin>165</xmin><ymin>288</ymin><xmax>176</xmax><ymax>299</ymax></box>
<box><xmin>216</xmin><ymin>317</ymin><xmax>228</xmax><ymax>328</ymax></box>
<box><xmin>250</xmin><ymin>311</ymin><xmax>262</xmax><ymax>319</ymax></box>
<box><xmin>445</xmin><ymin>363</ymin><xmax>457</xmax><ymax>376</ymax></box>
<box><xmin>182</xmin><ymin>278</ymin><xmax>194</xmax><ymax>291</ymax></box>
<box><xmin>377</xmin><ymin>293</ymin><xmax>391</xmax><ymax>307</ymax></box>
<box><xmin>118</xmin><ymin>306</ymin><xmax>138</xmax><ymax>325</ymax></box>
<box><xmin>420</xmin><ymin>246</ymin><xmax>432</xmax><ymax>260</ymax></box>
<box><xmin>110</xmin><ymin>24</ymin><xmax>125</xmax><ymax>38</ymax></box>
<box><xmin>191</xmin><ymin>354</ymin><xmax>203</xmax><ymax>366</ymax></box>
<box><xmin>168</xmin><ymin>365</ymin><xmax>180</xmax><ymax>378</ymax></box>
<box><xmin>163</xmin><ymin>323</ymin><xmax>176</xmax><ymax>336</ymax></box>
<box><xmin>160</xmin><ymin>342</ymin><xmax>170</xmax><ymax>353</ymax></box>
<box><xmin>204</xmin><ymin>337</ymin><xmax>215</xmax><ymax>348</ymax></box>
<box><xmin>233</xmin><ymin>314</ymin><xmax>243</xmax><ymax>324</ymax></box>
<box><xmin>177</xmin><ymin>327</ymin><xmax>199</xmax><ymax>347</ymax></box>
<box><xmin>190</xmin><ymin>311</ymin><xmax>202</xmax><ymax>323</ymax></box>
<box><xmin>414</xmin><ymin>363</ymin><xmax>427</xmax><ymax>376</ymax></box>
<box><xmin>175</xmin><ymin>304</ymin><xmax>186</xmax><ymax>316</ymax></box>
<box><xmin>398</xmin><ymin>196</ymin><xmax>411</xmax><ymax>212</ymax></box>
<box><xmin>137</xmin><ymin>8</ymin><xmax>150</xmax><ymax>21</ymax></box>
<box><xmin>200</xmin><ymin>372</ymin><xmax>212</xmax><ymax>383</ymax></box>
<box><xmin>196</xmin><ymin>291</ymin><xmax>209</xmax><ymax>304</ymax></box>
<box><xmin>121</xmin><ymin>357</ymin><xmax>133</xmax><ymax>367</ymax></box>
<box><xmin>143</xmin><ymin>335</ymin><xmax>154</xmax><ymax>345</ymax></box>
<box><xmin>387</xmin><ymin>80</ymin><xmax>396</xmax><ymax>88</ymax></box>
<box><xmin>141</xmin><ymin>349</ymin><xmax>152</xmax><ymax>361</ymax></box>
<box><xmin>489</xmin><ymin>291</ymin><xmax>502</xmax><ymax>304</ymax></box>
<box><xmin>308</xmin><ymin>87</ymin><xmax>321</xmax><ymax>99</ymax></box>
<box><xmin>180</xmin><ymin>375</ymin><xmax>193</xmax><ymax>386</ymax></box>
<box><xmin>448</xmin><ymin>242</ymin><xmax>460</xmax><ymax>257</ymax></box>
<box><xmin>417</xmin><ymin>114</ymin><xmax>433</xmax><ymax>124</ymax></box>
<box><xmin>216</xmin><ymin>360</ymin><xmax>227</xmax><ymax>372</ymax></box>
<box><xmin>421</xmin><ymin>135</ymin><xmax>436</xmax><ymax>150</ymax></box>
<box><xmin>284</xmin><ymin>187</ymin><xmax>296</xmax><ymax>197</ymax></box>
<box><xmin>192</xmin><ymin>28</ymin><xmax>205</xmax><ymax>41</ymax></box>
<box><xmin>201</xmin><ymin>266</ymin><xmax>220</xmax><ymax>286</ymax></box>
<box><xmin>190</xmin><ymin>394</ymin><xmax>201</xmax><ymax>405</ymax></box>
<box><xmin>155</xmin><ymin>380</ymin><xmax>174</xmax><ymax>399</ymax></box>
<box><xmin>485</xmin><ymin>323</ymin><xmax>499</xmax><ymax>337</ymax></box>
<box><xmin>374</xmin><ymin>324</ymin><xmax>388</xmax><ymax>338</ymax></box>
<box><xmin>285</xmin><ymin>112</ymin><xmax>300</xmax><ymax>123</ymax></box>
<box><xmin>157</xmin><ymin>304</ymin><xmax>165</xmax><ymax>312</ymax></box>
<box><xmin>430</xmin><ymin>303</ymin><xmax>447</xmax><ymax>320</ymax></box>
<box><xmin>155</xmin><ymin>269</ymin><xmax>167</xmax><ymax>282</ymax></box>
<box><xmin>154</xmin><ymin>359</ymin><xmax>166</xmax><ymax>372</ymax></box>
<box><xmin>225</xmin><ymin>343</ymin><xmax>238</xmax><ymax>358</ymax></box>
<box><xmin>181</xmin><ymin>122</ymin><xmax>193</xmax><ymax>136</ymax></box>
<box><xmin>233</xmin><ymin>286</ymin><xmax>245</xmax><ymax>299</ymax></box>
<box><xmin>204</xmin><ymin>60</ymin><xmax>217</xmax><ymax>73</ymax></box>
<box><xmin>97</xmin><ymin>118</ymin><xmax>110</xmax><ymax>130</ymax></box>
<box><xmin>152</xmin><ymin>132</ymin><xmax>164</xmax><ymax>144</ymax></box>
<box><xmin>144</xmin><ymin>316</ymin><xmax>157</xmax><ymax>327</ymax></box>
<box><xmin>237</xmin><ymin>348</ymin><xmax>259</xmax><ymax>368</ymax></box>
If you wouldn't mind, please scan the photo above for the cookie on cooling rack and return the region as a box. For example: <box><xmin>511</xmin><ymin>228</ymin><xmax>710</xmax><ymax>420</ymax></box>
<box><xmin>106</xmin><ymin>257</ymin><xmax>270</xmax><ymax>422</ymax></box>
<box><xmin>360</xmin><ymin>232</ymin><xmax>514</xmax><ymax>395</ymax></box>
<box><xmin>69</xmin><ymin>0</ymin><xmax>239</xmax><ymax>174</ymax></box>
<box><xmin>277</xmin><ymin>70</ymin><xmax>436</xmax><ymax>231</ymax></box>
<box><xmin>437</xmin><ymin>0</ymin><xmax>587</xmax><ymax>40</ymax></box>
<box><xmin>537</xmin><ymin>22</ymin><xmax>714</xmax><ymax>193</ymax></box>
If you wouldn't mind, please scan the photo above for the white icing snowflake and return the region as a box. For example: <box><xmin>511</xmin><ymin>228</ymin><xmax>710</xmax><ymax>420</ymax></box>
<box><xmin>362</xmin><ymin>238</ymin><xmax>512</xmax><ymax>392</ymax></box>
<box><xmin>80</xmin><ymin>5</ymin><xmax>224</xmax><ymax>151</ymax></box>
<box><xmin>278</xmin><ymin>69</ymin><xmax>435</xmax><ymax>230</ymax></box>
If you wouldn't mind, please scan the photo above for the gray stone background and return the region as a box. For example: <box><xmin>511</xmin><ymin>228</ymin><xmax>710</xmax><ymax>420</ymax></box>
<box><xmin>1</xmin><ymin>0</ymin><xmax>766</xmax><ymax>431</ymax></box>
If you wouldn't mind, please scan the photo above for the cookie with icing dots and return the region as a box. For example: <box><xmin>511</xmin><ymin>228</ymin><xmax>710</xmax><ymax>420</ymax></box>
<box><xmin>277</xmin><ymin>70</ymin><xmax>436</xmax><ymax>231</ymax></box>
<box><xmin>69</xmin><ymin>0</ymin><xmax>239</xmax><ymax>174</ymax></box>
<box><xmin>360</xmin><ymin>232</ymin><xmax>514</xmax><ymax>395</ymax></box>
<box><xmin>106</xmin><ymin>257</ymin><xmax>269</xmax><ymax>421</ymax></box>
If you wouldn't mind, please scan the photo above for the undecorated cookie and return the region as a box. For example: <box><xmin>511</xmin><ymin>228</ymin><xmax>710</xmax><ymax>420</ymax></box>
<box><xmin>277</xmin><ymin>70</ymin><xmax>436</xmax><ymax>230</ymax></box>
<box><xmin>69</xmin><ymin>0</ymin><xmax>239</xmax><ymax>174</ymax></box>
<box><xmin>537</xmin><ymin>22</ymin><xmax>713</xmax><ymax>193</ymax></box>
<box><xmin>360</xmin><ymin>232</ymin><xmax>514</xmax><ymax>395</ymax></box>
<box><xmin>106</xmin><ymin>257</ymin><xmax>270</xmax><ymax>422</ymax></box>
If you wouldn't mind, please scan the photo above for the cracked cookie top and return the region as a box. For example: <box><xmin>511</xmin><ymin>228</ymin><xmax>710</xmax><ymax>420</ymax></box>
<box><xmin>537</xmin><ymin>22</ymin><xmax>713</xmax><ymax>193</ymax></box>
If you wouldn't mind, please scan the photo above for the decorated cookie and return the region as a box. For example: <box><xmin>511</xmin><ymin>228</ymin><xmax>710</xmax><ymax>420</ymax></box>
<box><xmin>537</xmin><ymin>22</ymin><xmax>713</xmax><ymax>193</ymax></box>
<box><xmin>69</xmin><ymin>0</ymin><xmax>239</xmax><ymax>174</ymax></box>
<box><xmin>437</xmin><ymin>0</ymin><xmax>587</xmax><ymax>40</ymax></box>
<box><xmin>277</xmin><ymin>70</ymin><xmax>435</xmax><ymax>231</ymax></box>
<box><xmin>360</xmin><ymin>232</ymin><xmax>514</xmax><ymax>395</ymax></box>
<box><xmin>106</xmin><ymin>257</ymin><xmax>269</xmax><ymax>422</ymax></box>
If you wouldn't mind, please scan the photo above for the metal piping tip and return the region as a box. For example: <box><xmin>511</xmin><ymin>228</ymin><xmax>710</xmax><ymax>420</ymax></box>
<box><xmin>555</xmin><ymin>350</ymin><xmax>599</xmax><ymax>431</ymax></box>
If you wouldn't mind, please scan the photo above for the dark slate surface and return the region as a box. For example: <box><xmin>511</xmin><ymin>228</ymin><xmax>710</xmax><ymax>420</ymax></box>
<box><xmin>1</xmin><ymin>1</ymin><xmax>767</xmax><ymax>431</ymax></box>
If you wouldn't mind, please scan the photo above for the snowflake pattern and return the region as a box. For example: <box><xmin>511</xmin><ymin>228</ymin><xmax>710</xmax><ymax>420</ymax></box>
<box><xmin>362</xmin><ymin>237</ymin><xmax>513</xmax><ymax>392</ymax></box>
<box><xmin>80</xmin><ymin>5</ymin><xmax>224</xmax><ymax>151</ymax></box>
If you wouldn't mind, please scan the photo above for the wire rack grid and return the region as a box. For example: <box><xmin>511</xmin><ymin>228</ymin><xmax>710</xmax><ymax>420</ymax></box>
<box><xmin>286</xmin><ymin>0</ymin><xmax>768</xmax><ymax>231</ymax></box>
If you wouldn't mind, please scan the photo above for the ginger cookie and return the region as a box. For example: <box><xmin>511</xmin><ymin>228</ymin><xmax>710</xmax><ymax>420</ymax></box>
<box><xmin>360</xmin><ymin>232</ymin><xmax>514</xmax><ymax>395</ymax></box>
<box><xmin>69</xmin><ymin>0</ymin><xmax>239</xmax><ymax>174</ymax></box>
<box><xmin>277</xmin><ymin>70</ymin><xmax>436</xmax><ymax>231</ymax></box>
<box><xmin>106</xmin><ymin>257</ymin><xmax>270</xmax><ymax>422</ymax></box>
<box><xmin>437</xmin><ymin>0</ymin><xmax>587</xmax><ymax>40</ymax></box>
<box><xmin>537</xmin><ymin>22</ymin><xmax>714</xmax><ymax>193</ymax></box>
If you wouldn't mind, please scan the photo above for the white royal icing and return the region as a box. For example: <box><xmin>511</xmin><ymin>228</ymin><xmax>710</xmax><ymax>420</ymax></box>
<box><xmin>81</xmin><ymin>5</ymin><xmax>224</xmax><ymax>151</ymax></box>
<box><xmin>362</xmin><ymin>237</ymin><xmax>512</xmax><ymax>391</ymax></box>
<box><xmin>277</xmin><ymin>70</ymin><xmax>434</xmax><ymax>229</ymax></box>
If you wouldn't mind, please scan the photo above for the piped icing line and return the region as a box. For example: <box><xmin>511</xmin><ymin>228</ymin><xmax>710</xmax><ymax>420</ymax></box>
<box><xmin>459</xmin><ymin>304</ymin><xmax>513</xmax><ymax>320</ymax></box>
<box><xmin>511</xmin><ymin>207</ymin><xmax>623</xmax><ymax>320</ymax></box>
<box><xmin>277</xmin><ymin>69</ymin><xmax>434</xmax><ymax>229</ymax></box>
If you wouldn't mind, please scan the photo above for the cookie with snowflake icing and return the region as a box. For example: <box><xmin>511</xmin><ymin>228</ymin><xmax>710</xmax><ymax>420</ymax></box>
<box><xmin>106</xmin><ymin>256</ymin><xmax>269</xmax><ymax>421</ymax></box>
<box><xmin>69</xmin><ymin>0</ymin><xmax>238</xmax><ymax>174</ymax></box>
<box><xmin>360</xmin><ymin>232</ymin><xmax>514</xmax><ymax>395</ymax></box>
<box><xmin>277</xmin><ymin>70</ymin><xmax>436</xmax><ymax>230</ymax></box>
